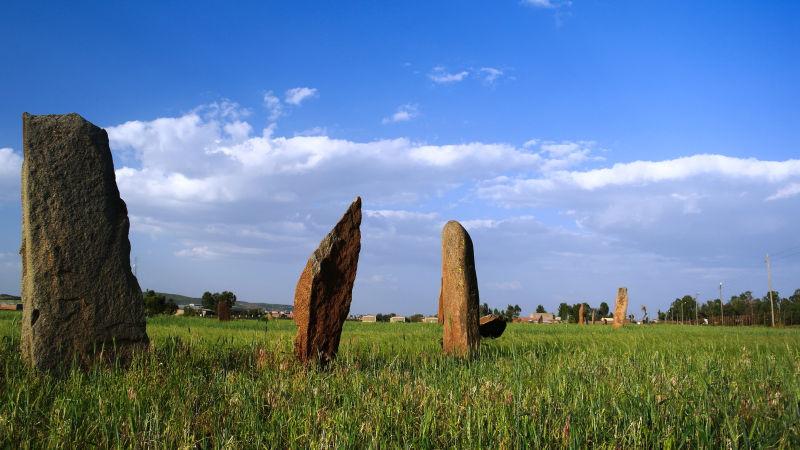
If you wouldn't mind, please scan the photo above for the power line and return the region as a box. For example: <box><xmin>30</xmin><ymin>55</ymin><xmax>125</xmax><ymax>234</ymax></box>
<box><xmin>770</xmin><ymin>244</ymin><xmax>800</xmax><ymax>257</ymax></box>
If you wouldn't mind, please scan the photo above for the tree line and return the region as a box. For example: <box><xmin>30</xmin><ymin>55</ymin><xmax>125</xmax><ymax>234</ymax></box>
<box><xmin>661</xmin><ymin>289</ymin><xmax>800</xmax><ymax>325</ymax></box>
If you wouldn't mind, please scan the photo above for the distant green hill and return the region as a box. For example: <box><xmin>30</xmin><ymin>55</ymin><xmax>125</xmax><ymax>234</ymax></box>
<box><xmin>156</xmin><ymin>292</ymin><xmax>201</xmax><ymax>305</ymax></box>
<box><xmin>155</xmin><ymin>292</ymin><xmax>291</xmax><ymax>312</ymax></box>
<box><xmin>0</xmin><ymin>294</ymin><xmax>21</xmax><ymax>302</ymax></box>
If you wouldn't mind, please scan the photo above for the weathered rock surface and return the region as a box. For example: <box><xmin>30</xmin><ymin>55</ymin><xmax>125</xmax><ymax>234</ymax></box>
<box><xmin>293</xmin><ymin>197</ymin><xmax>362</xmax><ymax>365</ymax></box>
<box><xmin>217</xmin><ymin>301</ymin><xmax>231</xmax><ymax>321</ymax></box>
<box><xmin>439</xmin><ymin>221</ymin><xmax>480</xmax><ymax>357</ymax></box>
<box><xmin>478</xmin><ymin>314</ymin><xmax>506</xmax><ymax>339</ymax></box>
<box><xmin>20</xmin><ymin>113</ymin><xmax>148</xmax><ymax>371</ymax></box>
<box><xmin>613</xmin><ymin>287</ymin><xmax>628</xmax><ymax>329</ymax></box>
<box><xmin>578</xmin><ymin>303</ymin><xmax>585</xmax><ymax>325</ymax></box>
<box><xmin>437</xmin><ymin>278</ymin><xmax>444</xmax><ymax>325</ymax></box>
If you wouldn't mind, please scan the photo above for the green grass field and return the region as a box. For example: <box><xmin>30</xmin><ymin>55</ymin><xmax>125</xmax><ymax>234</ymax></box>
<box><xmin>1</xmin><ymin>311</ymin><xmax>798</xmax><ymax>448</ymax></box>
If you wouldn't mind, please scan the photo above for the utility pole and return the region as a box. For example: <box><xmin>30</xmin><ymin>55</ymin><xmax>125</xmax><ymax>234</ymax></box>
<box><xmin>766</xmin><ymin>254</ymin><xmax>776</xmax><ymax>327</ymax></box>
<box><xmin>719</xmin><ymin>282</ymin><xmax>724</xmax><ymax>326</ymax></box>
<box><xmin>681</xmin><ymin>300</ymin><xmax>684</xmax><ymax>325</ymax></box>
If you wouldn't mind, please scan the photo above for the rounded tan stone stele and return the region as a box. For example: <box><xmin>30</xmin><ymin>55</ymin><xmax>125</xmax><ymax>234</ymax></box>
<box><xmin>439</xmin><ymin>221</ymin><xmax>480</xmax><ymax>357</ymax></box>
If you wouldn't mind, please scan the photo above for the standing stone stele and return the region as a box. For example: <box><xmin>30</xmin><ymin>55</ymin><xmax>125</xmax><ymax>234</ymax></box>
<box><xmin>439</xmin><ymin>221</ymin><xmax>480</xmax><ymax>357</ymax></box>
<box><xmin>578</xmin><ymin>303</ymin><xmax>585</xmax><ymax>325</ymax></box>
<box><xmin>613</xmin><ymin>287</ymin><xmax>629</xmax><ymax>329</ymax></box>
<box><xmin>217</xmin><ymin>301</ymin><xmax>231</xmax><ymax>321</ymax></box>
<box><xmin>20</xmin><ymin>113</ymin><xmax>148</xmax><ymax>371</ymax></box>
<box><xmin>293</xmin><ymin>197</ymin><xmax>362</xmax><ymax>365</ymax></box>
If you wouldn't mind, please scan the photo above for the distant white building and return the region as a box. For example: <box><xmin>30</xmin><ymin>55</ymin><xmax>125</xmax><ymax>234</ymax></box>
<box><xmin>361</xmin><ymin>315</ymin><xmax>377</xmax><ymax>323</ymax></box>
<box><xmin>389</xmin><ymin>316</ymin><xmax>406</xmax><ymax>323</ymax></box>
<box><xmin>422</xmin><ymin>316</ymin><xmax>439</xmax><ymax>323</ymax></box>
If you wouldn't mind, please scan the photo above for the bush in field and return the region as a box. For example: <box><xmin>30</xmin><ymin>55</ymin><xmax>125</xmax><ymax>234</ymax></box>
<box><xmin>201</xmin><ymin>291</ymin><xmax>237</xmax><ymax>311</ymax></box>
<box><xmin>142</xmin><ymin>290</ymin><xmax>177</xmax><ymax>316</ymax></box>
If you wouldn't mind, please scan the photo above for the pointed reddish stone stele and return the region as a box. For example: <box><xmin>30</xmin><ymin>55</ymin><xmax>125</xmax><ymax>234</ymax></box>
<box><xmin>613</xmin><ymin>287</ymin><xmax>629</xmax><ymax>329</ymax></box>
<box><xmin>20</xmin><ymin>113</ymin><xmax>148</xmax><ymax>371</ymax></box>
<box><xmin>293</xmin><ymin>197</ymin><xmax>362</xmax><ymax>365</ymax></box>
<box><xmin>578</xmin><ymin>303</ymin><xmax>585</xmax><ymax>325</ymax></box>
<box><xmin>439</xmin><ymin>221</ymin><xmax>480</xmax><ymax>357</ymax></box>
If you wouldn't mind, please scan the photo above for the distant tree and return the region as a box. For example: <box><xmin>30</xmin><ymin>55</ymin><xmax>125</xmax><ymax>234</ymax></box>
<box><xmin>376</xmin><ymin>313</ymin><xmax>396</xmax><ymax>322</ymax></box>
<box><xmin>480</xmin><ymin>303</ymin><xmax>492</xmax><ymax>316</ymax></box>
<box><xmin>409</xmin><ymin>314</ymin><xmax>424</xmax><ymax>323</ymax></box>
<box><xmin>143</xmin><ymin>290</ymin><xmax>177</xmax><ymax>317</ymax></box>
<box><xmin>536</xmin><ymin>305</ymin><xmax>546</xmax><ymax>314</ymax></box>
<box><xmin>201</xmin><ymin>291</ymin><xmax>215</xmax><ymax>310</ymax></box>
<box><xmin>183</xmin><ymin>306</ymin><xmax>199</xmax><ymax>317</ymax></box>
<box><xmin>557</xmin><ymin>302</ymin><xmax>570</xmax><ymax>321</ymax></box>
<box><xmin>598</xmin><ymin>302</ymin><xmax>610</xmax><ymax>317</ymax></box>
<box><xmin>501</xmin><ymin>304</ymin><xmax>521</xmax><ymax>321</ymax></box>
<box><xmin>201</xmin><ymin>291</ymin><xmax>237</xmax><ymax>311</ymax></box>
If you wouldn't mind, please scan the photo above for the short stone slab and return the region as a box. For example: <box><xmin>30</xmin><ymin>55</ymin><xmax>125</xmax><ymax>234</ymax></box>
<box><xmin>20</xmin><ymin>113</ymin><xmax>148</xmax><ymax>371</ymax></box>
<box><xmin>293</xmin><ymin>197</ymin><xmax>362</xmax><ymax>365</ymax></box>
<box><xmin>478</xmin><ymin>314</ymin><xmax>506</xmax><ymax>339</ymax></box>
<box><xmin>439</xmin><ymin>221</ymin><xmax>480</xmax><ymax>357</ymax></box>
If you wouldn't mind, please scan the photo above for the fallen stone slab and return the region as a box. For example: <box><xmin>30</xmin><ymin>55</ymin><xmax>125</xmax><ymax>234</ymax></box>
<box><xmin>478</xmin><ymin>314</ymin><xmax>506</xmax><ymax>339</ymax></box>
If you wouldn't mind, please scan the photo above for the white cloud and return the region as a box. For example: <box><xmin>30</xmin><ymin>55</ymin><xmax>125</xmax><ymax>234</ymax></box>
<box><xmin>487</xmin><ymin>280</ymin><xmax>522</xmax><ymax>291</ymax></box>
<box><xmin>428</xmin><ymin>66</ymin><xmax>470</xmax><ymax>84</ymax></box>
<box><xmin>107</xmin><ymin>107</ymin><xmax>543</xmax><ymax>211</ymax></box>
<box><xmin>521</xmin><ymin>0</ymin><xmax>571</xmax><ymax>9</ymax></box>
<box><xmin>478</xmin><ymin>154</ymin><xmax>800</xmax><ymax>205</ymax></box>
<box><xmin>479</xmin><ymin>67</ymin><xmax>504</xmax><ymax>84</ymax></box>
<box><xmin>767</xmin><ymin>182</ymin><xmax>800</xmax><ymax>201</ymax></box>
<box><xmin>365</xmin><ymin>209</ymin><xmax>438</xmax><ymax>221</ymax></box>
<box><xmin>382</xmin><ymin>104</ymin><xmax>419</xmax><ymax>124</ymax></box>
<box><xmin>0</xmin><ymin>148</ymin><xmax>22</xmax><ymax>201</ymax></box>
<box><xmin>175</xmin><ymin>242</ymin><xmax>267</xmax><ymax>260</ymax></box>
<box><xmin>263</xmin><ymin>91</ymin><xmax>283</xmax><ymax>121</ymax></box>
<box><xmin>284</xmin><ymin>87</ymin><xmax>318</xmax><ymax>106</ymax></box>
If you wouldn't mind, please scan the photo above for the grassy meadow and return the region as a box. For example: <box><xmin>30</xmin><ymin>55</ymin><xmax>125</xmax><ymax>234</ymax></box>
<box><xmin>0</xmin><ymin>311</ymin><xmax>799</xmax><ymax>448</ymax></box>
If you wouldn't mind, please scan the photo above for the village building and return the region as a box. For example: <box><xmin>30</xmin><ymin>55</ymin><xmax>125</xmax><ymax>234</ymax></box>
<box><xmin>361</xmin><ymin>315</ymin><xmax>377</xmax><ymax>323</ymax></box>
<box><xmin>529</xmin><ymin>313</ymin><xmax>557</xmax><ymax>324</ymax></box>
<box><xmin>422</xmin><ymin>316</ymin><xmax>439</xmax><ymax>323</ymax></box>
<box><xmin>389</xmin><ymin>316</ymin><xmax>406</xmax><ymax>323</ymax></box>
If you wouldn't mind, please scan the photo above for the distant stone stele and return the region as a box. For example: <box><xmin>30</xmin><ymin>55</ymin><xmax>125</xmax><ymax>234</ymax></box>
<box><xmin>478</xmin><ymin>314</ymin><xmax>506</xmax><ymax>339</ymax></box>
<box><xmin>613</xmin><ymin>287</ymin><xmax>629</xmax><ymax>329</ymax></box>
<box><xmin>20</xmin><ymin>113</ymin><xmax>148</xmax><ymax>371</ymax></box>
<box><xmin>293</xmin><ymin>197</ymin><xmax>362</xmax><ymax>365</ymax></box>
<box><xmin>439</xmin><ymin>221</ymin><xmax>480</xmax><ymax>357</ymax></box>
<box><xmin>217</xmin><ymin>301</ymin><xmax>231</xmax><ymax>321</ymax></box>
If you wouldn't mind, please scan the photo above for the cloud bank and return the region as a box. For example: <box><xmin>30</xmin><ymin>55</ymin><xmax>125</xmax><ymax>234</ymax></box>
<box><xmin>1</xmin><ymin>101</ymin><xmax>798</xmax><ymax>314</ymax></box>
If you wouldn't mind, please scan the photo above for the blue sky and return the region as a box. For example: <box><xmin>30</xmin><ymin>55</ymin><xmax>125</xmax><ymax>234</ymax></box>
<box><xmin>1</xmin><ymin>1</ymin><xmax>799</xmax><ymax>315</ymax></box>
